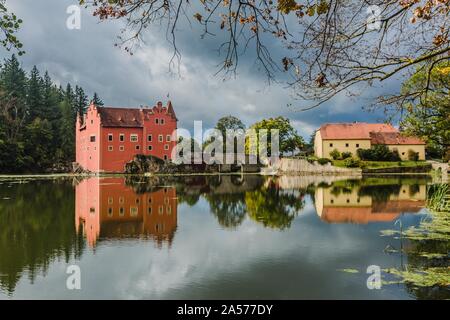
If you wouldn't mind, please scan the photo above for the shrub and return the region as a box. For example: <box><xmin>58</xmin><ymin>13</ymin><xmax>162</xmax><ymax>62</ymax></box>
<box><xmin>306</xmin><ymin>156</ymin><xmax>318</xmax><ymax>164</ymax></box>
<box><xmin>357</xmin><ymin>145</ymin><xmax>401</xmax><ymax>161</ymax></box>
<box><xmin>341</xmin><ymin>151</ymin><xmax>352</xmax><ymax>159</ymax></box>
<box><xmin>391</xmin><ymin>149</ymin><xmax>401</xmax><ymax>161</ymax></box>
<box><xmin>329</xmin><ymin>149</ymin><xmax>341</xmax><ymax>160</ymax></box>
<box><xmin>343</xmin><ymin>157</ymin><xmax>360</xmax><ymax>168</ymax></box>
<box><xmin>317</xmin><ymin>158</ymin><xmax>331</xmax><ymax>165</ymax></box>
<box><xmin>408</xmin><ymin>149</ymin><xmax>419</xmax><ymax>161</ymax></box>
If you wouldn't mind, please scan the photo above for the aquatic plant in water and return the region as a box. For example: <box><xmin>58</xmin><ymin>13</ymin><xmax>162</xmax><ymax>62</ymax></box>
<box><xmin>380</xmin><ymin>184</ymin><xmax>450</xmax><ymax>295</ymax></box>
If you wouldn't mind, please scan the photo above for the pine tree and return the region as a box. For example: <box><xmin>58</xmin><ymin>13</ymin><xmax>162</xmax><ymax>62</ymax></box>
<box><xmin>0</xmin><ymin>55</ymin><xmax>26</xmax><ymax>101</ymax></box>
<box><xmin>92</xmin><ymin>92</ymin><xmax>104</xmax><ymax>106</ymax></box>
<box><xmin>26</xmin><ymin>65</ymin><xmax>44</xmax><ymax>120</ymax></box>
<box><xmin>74</xmin><ymin>85</ymin><xmax>88</xmax><ymax>117</ymax></box>
<box><xmin>59</xmin><ymin>98</ymin><xmax>75</xmax><ymax>162</ymax></box>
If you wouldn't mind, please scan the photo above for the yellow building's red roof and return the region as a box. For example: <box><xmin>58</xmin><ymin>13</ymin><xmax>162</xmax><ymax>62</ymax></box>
<box><xmin>319</xmin><ymin>123</ymin><xmax>397</xmax><ymax>140</ymax></box>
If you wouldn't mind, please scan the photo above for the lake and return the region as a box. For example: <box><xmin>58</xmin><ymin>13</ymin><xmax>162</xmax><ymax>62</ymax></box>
<box><xmin>0</xmin><ymin>175</ymin><xmax>447</xmax><ymax>299</ymax></box>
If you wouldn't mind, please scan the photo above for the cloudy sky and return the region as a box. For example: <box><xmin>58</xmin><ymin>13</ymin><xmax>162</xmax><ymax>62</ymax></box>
<box><xmin>3</xmin><ymin>0</ymin><xmax>402</xmax><ymax>140</ymax></box>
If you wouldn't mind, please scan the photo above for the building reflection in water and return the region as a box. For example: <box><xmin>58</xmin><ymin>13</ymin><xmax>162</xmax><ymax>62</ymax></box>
<box><xmin>315</xmin><ymin>183</ymin><xmax>426</xmax><ymax>224</ymax></box>
<box><xmin>75</xmin><ymin>178</ymin><xmax>177</xmax><ymax>248</ymax></box>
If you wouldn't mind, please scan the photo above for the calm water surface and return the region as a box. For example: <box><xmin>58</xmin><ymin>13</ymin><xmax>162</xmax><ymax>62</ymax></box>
<box><xmin>0</xmin><ymin>175</ymin><xmax>446</xmax><ymax>299</ymax></box>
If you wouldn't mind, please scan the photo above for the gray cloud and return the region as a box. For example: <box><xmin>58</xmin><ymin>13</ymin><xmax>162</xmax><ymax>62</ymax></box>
<box><xmin>3</xmin><ymin>0</ymin><xmax>401</xmax><ymax>139</ymax></box>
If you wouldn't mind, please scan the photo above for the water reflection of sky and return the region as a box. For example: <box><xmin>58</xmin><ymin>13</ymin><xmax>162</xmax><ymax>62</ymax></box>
<box><xmin>0</xmin><ymin>176</ymin><xmax>434</xmax><ymax>299</ymax></box>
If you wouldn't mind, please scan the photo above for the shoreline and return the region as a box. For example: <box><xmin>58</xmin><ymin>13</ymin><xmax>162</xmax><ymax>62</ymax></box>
<box><xmin>0</xmin><ymin>171</ymin><xmax>437</xmax><ymax>180</ymax></box>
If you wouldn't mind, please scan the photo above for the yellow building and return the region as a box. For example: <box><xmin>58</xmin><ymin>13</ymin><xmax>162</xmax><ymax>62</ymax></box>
<box><xmin>314</xmin><ymin>123</ymin><xmax>425</xmax><ymax>160</ymax></box>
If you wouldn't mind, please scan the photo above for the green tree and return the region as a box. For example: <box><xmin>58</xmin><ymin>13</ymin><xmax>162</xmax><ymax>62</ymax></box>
<box><xmin>26</xmin><ymin>66</ymin><xmax>44</xmax><ymax>120</ymax></box>
<box><xmin>398</xmin><ymin>61</ymin><xmax>450</xmax><ymax>160</ymax></box>
<box><xmin>0</xmin><ymin>55</ymin><xmax>26</xmax><ymax>102</ymax></box>
<box><xmin>0</xmin><ymin>55</ymin><xmax>89</xmax><ymax>172</ymax></box>
<box><xmin>248</xmin><ymin>116</ymin><xmax>304</xmax><ymax>156</ymax></box>
<box><xmin>92</xmin><ymin>92</ymin><xmax>104</xmax><ymax>106</ymax></box>
<box><xmin>215</xmin><ymin>115</ymin><xmax>245</xmax><ymax>135</ymax></box>
<box><xmin>74</xmin><ymin>85</ymin><xmax>88</xmax><ymax>117</ymax></box>
<box><xmin>59</xmin><ymin>98</ymin><xmax>75</xmax><ymax>162</ymax></box>
<box><xmin>24</xmin><ymin>118</ymin><xmax>53</xmax><ymax>171</ymax></box>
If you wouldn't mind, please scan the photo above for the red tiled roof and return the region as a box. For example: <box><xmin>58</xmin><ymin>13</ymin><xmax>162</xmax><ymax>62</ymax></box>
<box><xmin>96</xmin><ymin>101</ymin><xmax>177</xmax><ymax>127</ymax></box>
<box><xmin>98</xmin><ymin>107</ymin><xmax>143</xmax><ymax>127</ymax></box>
<box><xmin>319</xmin><ymin>123</ymin><xmax>397</xmax><ymax>140</ymax></box>
<box><xmin>370</xmin><ymin>132</ymin><xmax>425</xmax><ymax>145</ymax></box>
<box><xmin>320</xmin><ymin>207</ymin><xmax>400</xmax><ymax>224</ymax></box>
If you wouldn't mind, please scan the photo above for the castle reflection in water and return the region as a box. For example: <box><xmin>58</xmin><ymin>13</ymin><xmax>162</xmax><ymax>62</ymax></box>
<box><xmin>75</xmin><ymin>176</ymin><xmax>428</xmax><ymax>248</ymax></box>
<box><xmin>76</xmin><ymin>178</ymin><xmax>177</xmax><ymax>248</ymax></box>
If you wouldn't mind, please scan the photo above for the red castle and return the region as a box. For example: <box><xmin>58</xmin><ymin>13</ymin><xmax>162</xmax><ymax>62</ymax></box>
<box><xmin>76</xmin><ymin>101</ymin><xmax>177</xmax><ymax>172</ymax></box>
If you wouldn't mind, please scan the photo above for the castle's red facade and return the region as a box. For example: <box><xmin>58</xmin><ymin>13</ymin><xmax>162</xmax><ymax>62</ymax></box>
<box><xmin>76</xmin><ymin>101</ymin><xmax>177</xmax><ymax>172</ymax></box>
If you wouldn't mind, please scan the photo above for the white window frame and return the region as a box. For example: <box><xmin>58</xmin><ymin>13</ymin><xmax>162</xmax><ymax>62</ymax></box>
<box><xmin>130</xmin><ymin>134</ymin><xmax>138</xmax><ymax>142</ymax></box>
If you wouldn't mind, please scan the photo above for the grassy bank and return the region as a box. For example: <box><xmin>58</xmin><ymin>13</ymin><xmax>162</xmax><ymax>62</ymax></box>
<box><xmin>333</xmin><ymin>160</ymin><xmax>428</xmax><ymax>169</ymax></box>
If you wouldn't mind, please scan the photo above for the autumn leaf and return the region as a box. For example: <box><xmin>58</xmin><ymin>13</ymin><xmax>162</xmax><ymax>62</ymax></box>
<box><xmin>193</xmin><ymin>13</ymin><xmax>202</xmax><ymax>22</ymax></box>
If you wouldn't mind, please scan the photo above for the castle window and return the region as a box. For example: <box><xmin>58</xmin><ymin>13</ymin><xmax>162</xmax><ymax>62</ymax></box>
<box><xmin>119</xmin><ymin>145</ymin><xmax>124</xmax><ymax>151</ymax></box>
<box><xmin>108</xmin><ymin>208</ymin><xmax>113</xmax><ymax>216</ymax></box>
<box><xmin>164</xmin><ymin>144</ymin><xmax>169</xmax><ymax>150</ymax></box>
<box><xmin>329</xmin><ymin>143</ymin><xmax>333</xmax><ymax>147</ymax></box>
<box><xmin>108</xmin><ymin>134</ymin><xmax>113</xmax><ymax>141</ymax></box>
<box><xmin>108</xmin><ymin>197</ymin><xmax>113</xmax><ymax>204</ymax></box>
<box><xmin>91</xmin><ymin>120</ymin><xmax>93</xmax><ymax>125</ymax></box>
<box><xmin>119</xmin><ymin>134</ymin><xmax>124</xmax><ymax>142</ymax></box>
<box><xmin>345</xmin><ymin>143</ymin><xmax>349</xmax><ymax>147</ymax></box>
<box><xmin>159</xmin><ymin>206</ymin><xmax>164</xmax><ymax>215</ymax></box>
<box><xmin>119</xmin><ymin>197</ymin><xmax>124</xmax><ymax>204</ymax></box>
<box><xmin>166</xmin><ymin>135</ymin><xmax>171</xmax><ymax>142</ymax></box>
<box><xmin>167</xmin><ymin>206</ymin><xmax>171</xmax><ymax>214</ymax></box>
<box><xmin>135</xmin><ymin>145</ymin><xmax>140</xmax><ymax>150</ymax></box>
<box><xmin>356</xmin><ymin>143</ymin><xmax>360</xmax><ymax>148</ymax></box>
<box><xmin>147</xmin><ymin>134</ymin><xmax>152</xmax><ymax>142</ymax></box>
<box><xmin>163</xmin><ymin>155</ymin><xmax>168</xmax><ymax>161</ymax></box>
<box><xmin>148</xmin><ymin>145</ymin><xmax>152</xmax><ymax>151</ymax></box>
<box><xmin>90</xmin><ymin>135</ymin><xmax>96</xmax><ymax>142</ymax></box>
<box><xmin>155</xmin><ymin>118</ymin><xmax>159</xmax><ymax>124</ymax></box>
<box><xmin>158</xmin><ymin>134</ymin><xmax>163</xmax><ymax>142</ymax></box>
<box><xmin>108</xmin><ymin>145</ymin><xmax>113</xmax><ymax>151</ymax></box>
<box><xmin>130</xmin><ymin>134</ymin><xmax>138</xmax><ymax>142</ymax></box>
<box><xmin>148</xmin><ymin>207</ymin><xmax>152</xmax><ymax>215</ymax></box>
<box><xmin>160</xmin><ymin>119</ymin><xmax>165</xmax><ymax>125</ymax></box>
<box><xmin>119</xmin><ymin>207</ymin><xmax>124</xmax><ymax>216</ymax></box>
<box><xmin>130</xmin><ymin>207</ymin><xmax>138</xmax><ymax>217</ymax></box>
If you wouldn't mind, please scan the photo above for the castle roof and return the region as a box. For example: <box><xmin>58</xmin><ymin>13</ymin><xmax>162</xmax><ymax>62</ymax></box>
<box><xmin>96</xmin><ymin>101</ymin><xmax>177</xmax><ymax>128</ymax></box>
